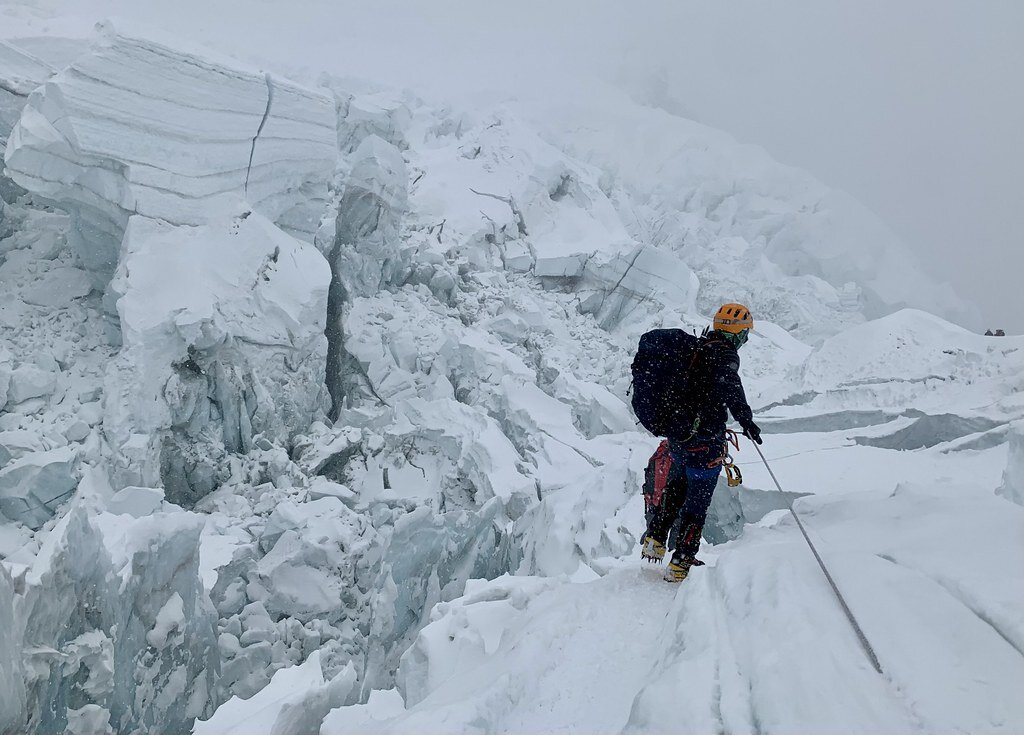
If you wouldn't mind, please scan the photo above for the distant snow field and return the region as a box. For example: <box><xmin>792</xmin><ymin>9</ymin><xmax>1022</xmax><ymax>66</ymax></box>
<box><xmin>1</xmin><ymin>6</ymin><xmax>1022</xmax><ymax>735</ymax></box>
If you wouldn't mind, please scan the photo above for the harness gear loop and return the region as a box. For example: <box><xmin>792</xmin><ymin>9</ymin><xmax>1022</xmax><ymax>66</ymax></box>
<box><xmin>707</xmin><ymin>429</ymin><xmax>743</xmax><ymax>486</ymax></box>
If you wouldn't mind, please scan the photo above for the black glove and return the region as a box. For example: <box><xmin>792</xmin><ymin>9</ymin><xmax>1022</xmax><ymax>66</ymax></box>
<box><xmin>742</xmin><ymin>422</ymin><xmax>762</xmax><ymax>445</ymax></box>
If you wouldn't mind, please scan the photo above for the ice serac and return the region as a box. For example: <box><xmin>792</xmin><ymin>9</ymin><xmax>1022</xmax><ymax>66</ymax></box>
<box><xmin>0</xmin><ymin>447</ymin><xmax>78</xmax><ymax>529</ymax></box>
<box><xmin>326</xmin><ymin>134</ymin><xmax>408</xmax><ymax>418</ymax></box>
<box><xmin>578</xmin><ymin>244</ymin><xmax>699</xmax><ymax>330</ymax></box>
<box><xmin>8</xmin><ymin>504</ymin><xmax>218</xmax><ymax>734</ymax></box>
<box><xmin>998</xmin><ymin>421</ymin><xmax>1024</xmax><ymax>507</ymax></box>
<box><xmin>362</xmin><ymin>499</ymin><xmax>507</xmax><ymax>694</ymax></box>
<box><xmin>0</xmin><ymin>563</ymin><xmax>26</xmax><ymax>734</ymax></box>
<box><xmin>0</xmin><ymin>40</ymin><xmax>53</xmax><ymax>154</ymax></box>
<box><xmin>0</xmin><ymin>40</ymin><xmax>53</xmax><ymax>203</ymax></box>
<box><xmin>334</xmin><ymin>91</ymin><xmax>411</xmax><ymax>154</ymax></box>
<box><xmin>105</xmin><ymin>212</ymin><xmax>330</xmax><ymax>499</ymax></box>
<box><xmin>3</xmin><ymin>22</ymin><xmax>336</xmax><ymax>282</ymax></box>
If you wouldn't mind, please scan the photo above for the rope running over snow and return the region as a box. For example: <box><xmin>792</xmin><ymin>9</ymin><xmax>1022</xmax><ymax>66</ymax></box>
<box><xmin>751</xmin><ymin>441</ymin><xmax>885</xmax><ymax>676</ymax></box>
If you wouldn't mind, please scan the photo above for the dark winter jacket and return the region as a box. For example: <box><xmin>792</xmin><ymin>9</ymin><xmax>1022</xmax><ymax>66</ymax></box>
<box><xmin>681</xmin><ymin>332</ymin><xmax>755</xmax><ymax>440</ymax></box>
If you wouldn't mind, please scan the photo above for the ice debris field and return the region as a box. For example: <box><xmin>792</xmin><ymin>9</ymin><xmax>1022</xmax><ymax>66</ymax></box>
<box><xmin>0</xmin><ymin>11</ymin><xmax>1022</xmax><ymax>735</ymax></box>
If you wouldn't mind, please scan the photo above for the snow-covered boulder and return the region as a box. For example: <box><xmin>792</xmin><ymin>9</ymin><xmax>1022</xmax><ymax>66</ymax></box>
<box><xmin>105</xmin><ymin>485</ymin><xmax>164</xmax><ymax>517</ymax></box>
<box><xmin>0</xmin><ymin>430</ymin><xmax>45</xmax><ymax>466</ymax></box>
<box><xmin>20</xmin><ymin>266</ymin><xmax>93</xmax><ymax>308</ymax></box>
<box><xmin>0</xmin><ymin>447</ymin><xmax>77</xmax><ymax>528</ymax></box>
<box><xmin>4</xmin><ymin>23</ymin><xmax>336</xmax><ymax>281</ymax></box>
<box><xmin>6</xmin><ymin>360</ymin><xmax>58</xmax><ymax>404</ymax></box>
<box><xmin>250</xmin><ymin>496</ymin><xmax>369</xmax><ymax>622</ymax></box>
<box><xmin>104</xmin><ymin>211</ymin><xmax>330</xmax><ymax>497</ymax></box>
<box><xmin>998</xmin><ymin>421</ymin><xmax>1024</xmax><ymax>507</ymax></box>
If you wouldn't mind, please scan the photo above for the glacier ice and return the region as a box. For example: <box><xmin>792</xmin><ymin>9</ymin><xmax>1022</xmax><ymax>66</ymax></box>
<box><xmin>334</xmin><ymin>90</ymin><xmax>411</xmax><ymax>154</ymax></box>
<box><xmin>0</xmin><ymin>40</ymin><xmax>53</xmax><ymax>204</ymax></box>
<box><xmin>194</xmin><ymin>650</ymin><xmax>356</xmax><ymax>735</ymax></box>
<box><xmin>0</xmin><ymin>446</ymin><xmax>77</xmax><ymax>528</ymax></box>
<box><xmin>4</xmin><ymin>504</ymin><xmax>218</xmax><ymax>734</ymax></box>
<box><xmin>326</xmin><ymin>134</ymin><xmax>408</xmax><ymax>419</ymax></box>
<box><xmin>104</xmin><ymin>211</ymin><xmax>329</xmax><ymax>499</ymax></box>
<box><xmin>4</xmin><ymin>22</ymin><xmax>336</xmax><ymax>283</ymax></box>
<box><xmin>998</xmin><ymin>421</ymin><xmax>1024</xmax><ymax>507</ymax></box>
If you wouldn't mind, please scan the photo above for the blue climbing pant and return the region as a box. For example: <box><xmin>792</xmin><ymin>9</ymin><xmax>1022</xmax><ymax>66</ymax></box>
<box><xmin>645</xmin><ymin>435</ymin><xmax>724</xmax><ymax>557</ymax></box>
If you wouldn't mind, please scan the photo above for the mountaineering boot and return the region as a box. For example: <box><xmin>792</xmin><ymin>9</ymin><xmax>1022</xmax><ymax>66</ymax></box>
<box><xmin>641</xmin><ymin>537</ymin><xmax>667</xmax><ymax>563</ymax></box>
<box><xmin>664</xmin><ymin>554</ymin><xmax>704</xmax><ymax>583</ymax></box>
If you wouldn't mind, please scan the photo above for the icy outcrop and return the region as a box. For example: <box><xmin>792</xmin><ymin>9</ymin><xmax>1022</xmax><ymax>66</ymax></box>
<box><xmin>332</xmin><ymin>135</ymin><xmax>409</xmax><ymax>297</ymax></box>
<box><xmin>0</xmin><ymin>40</ymin><xmax>53</xmax><ymax>157</ymax></box>
<box><xmin>0</xmin><ymin>447</ymin><xmax>77</xmax><ymax>528</ymax></box>
<box><xmin>104</xmin><ymin>212</ymin><xmax>330</xmax><ymax>498</ymax></box>
<box><xmin>251</xmin><ymin>496</ymin><xmax>369</xmax><ymax>623</ymax></box>
<box><xmin>326</xmin><ymin>135</ymin><xmax>408</xmax><ymax>418</ymax></box>
<box><xmin>4</xmin><ymin>23</ymin><xmax>336</xmax><ymax>282</ymax></box>
<box><xmin>361</xmin><ymin>499</ymin><xmax>508</xmax><ymax>693</ymax></box>
<box><xmin>0</xmin><ymin>563</ymin><xmax>25</xmax><ymax>734</ymax></box>
<box><xmin>0</xmin><ymin>40</ymin><xmax>53</xmax><ymax>205</ymax></box>
<box><xmin>6</xmin><ymin>504</ymin><xmax>218</xmax><ymax>734</ymax></box>
<box><xmin>703</xmin><ymin>481</ymin><xmax>806</xmax><ymax>545</ymax></box>
<box><xmin>406</xmin><ymin>112</ymin><xmax>632</xmax><ymax>276</ymax></box>
<box><xmin>998</xmin><ymin>422</ymin><xmax>1024</xmax><ymax>507</ymax></box>
<box><xmin>577</xmin><ymin>244</ymin><xmax>699</xmax><ymax>330</ymax></box>
<box><xmin>335</xmin><ymin>91</ymin><xmax>411</xmax><ymax>154</ymax></box>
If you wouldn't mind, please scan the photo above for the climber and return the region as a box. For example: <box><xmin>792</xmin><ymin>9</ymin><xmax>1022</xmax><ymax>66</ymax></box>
<box><xmin>632</xmin><ymin>303</ymin><xmax>761</xmax><ymax>583</ymax></box>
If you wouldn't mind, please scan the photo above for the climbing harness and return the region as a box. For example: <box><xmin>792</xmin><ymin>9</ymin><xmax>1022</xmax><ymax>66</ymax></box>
<box><xmin>709</xmin><ymin>429</ymin><xmax>744</xmax><ymax>487</ymax></box>
<box><xmin>751</xmin><ymin>440</ymin><xmax>884</xmax><ymax>676</ymax></box>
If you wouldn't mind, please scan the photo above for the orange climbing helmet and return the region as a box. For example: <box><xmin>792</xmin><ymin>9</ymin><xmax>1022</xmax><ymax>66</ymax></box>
<box><xmin>713</xmin><ymin>303</ymin><xmax>753</xmax><ymax>334</ymax></box>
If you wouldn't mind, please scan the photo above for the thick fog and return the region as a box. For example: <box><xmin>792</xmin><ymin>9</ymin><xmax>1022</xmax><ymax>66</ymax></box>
<box><xmin>5</xmin><ymin>0</ymin><xmax>1021</xmax><ymax>331</ymax></box>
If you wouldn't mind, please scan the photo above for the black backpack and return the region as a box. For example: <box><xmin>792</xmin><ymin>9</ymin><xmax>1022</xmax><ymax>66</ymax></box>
<box><xmin>630</xmin><ymin>329</ymin><xmax>703</xmax><ymax>437</ymax></box>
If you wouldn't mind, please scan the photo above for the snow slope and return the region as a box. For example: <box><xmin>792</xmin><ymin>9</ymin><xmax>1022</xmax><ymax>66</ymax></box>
<box><xmin>0</xmin><ymin>12</ymin><xmax>1019</xmax><ymax>735</ymax></box>
<box><xmin>326</xmin><ymin>476</ymin><xmax>1024</xmax><ymax>735</ymax></box>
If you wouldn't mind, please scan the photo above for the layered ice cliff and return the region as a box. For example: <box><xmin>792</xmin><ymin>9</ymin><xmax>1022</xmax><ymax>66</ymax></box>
<box><xmin>4</xmin><ymin>22</ymin><xmax>336</xmax><ymax>280</ymax></box>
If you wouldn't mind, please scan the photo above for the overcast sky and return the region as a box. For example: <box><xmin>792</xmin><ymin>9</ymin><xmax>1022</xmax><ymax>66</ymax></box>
<box><xmin>8</xmin><ymin>0</ymin><xmax>1022</xmax><ymax>331</ymax></box>
<box><xmin>619</xmin><ymin>1</ymin><xmax>1024</xmax><ymax>334</ymax></box>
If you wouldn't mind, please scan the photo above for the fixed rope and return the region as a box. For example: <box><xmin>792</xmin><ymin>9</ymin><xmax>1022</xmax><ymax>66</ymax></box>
<box><xmin>751</xmin><ymin>441</ymin><xmax>884</xmax><ymax>675</ymax></box>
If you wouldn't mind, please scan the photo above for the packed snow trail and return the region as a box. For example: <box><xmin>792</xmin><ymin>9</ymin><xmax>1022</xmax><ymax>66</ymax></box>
<box><xmin>324</xmin><ymin>480</ymin><xmax>1024</xmax><ymax>735</ymax></box>
<box><xmin>323</xmin><ymin>567</ymin><xmax>678</xmax><ymax>735</ymax></box>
